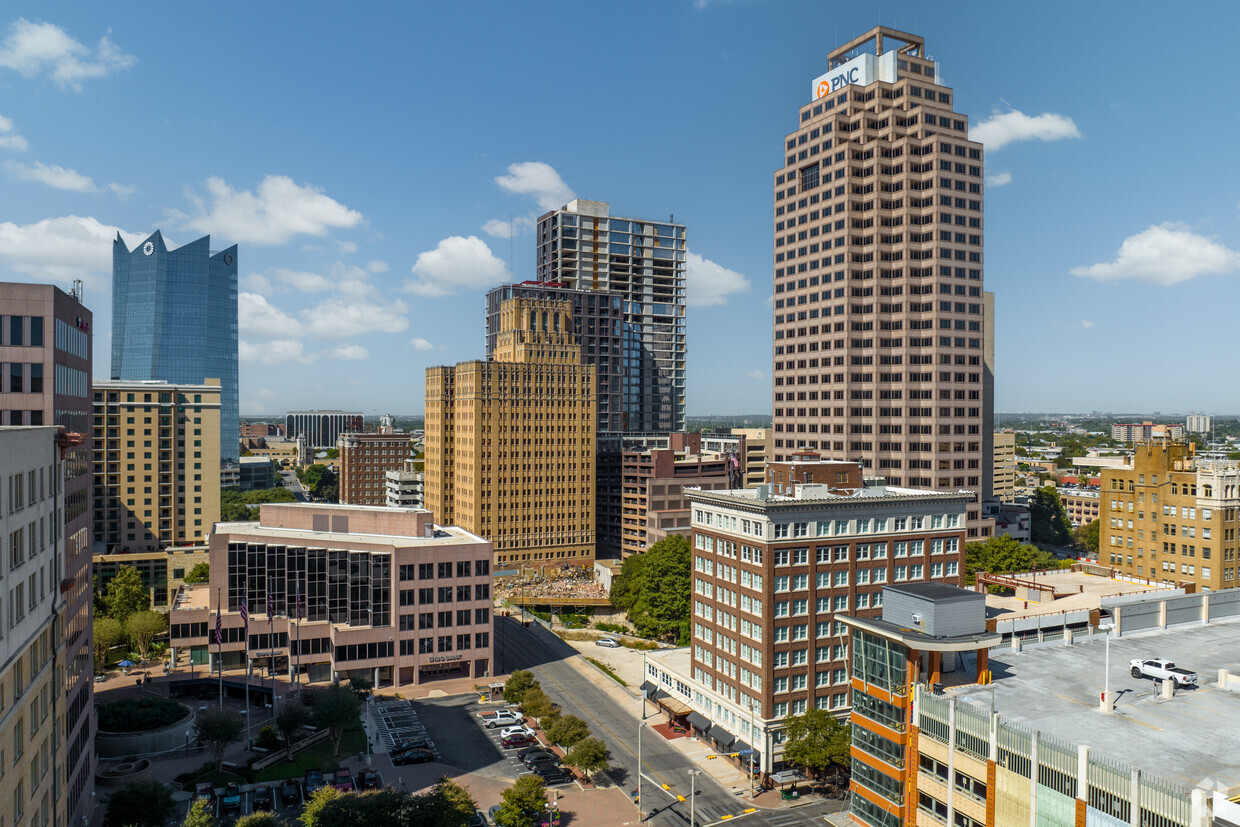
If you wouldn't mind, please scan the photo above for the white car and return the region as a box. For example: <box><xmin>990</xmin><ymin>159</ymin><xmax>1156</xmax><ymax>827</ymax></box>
<box><xmin>499</xmin><ymin>725</ymin><xmax>536</xmax><ymax>739</ymax></box>
<box><xmin>595</xmin><ymin>637</ymin><xmax>621</xmax><ymax>648</ymax></box>
<box><xmin>478</xmin><ymin>710</ymin><xmax>522</xmax><ymax>728</ymax></box>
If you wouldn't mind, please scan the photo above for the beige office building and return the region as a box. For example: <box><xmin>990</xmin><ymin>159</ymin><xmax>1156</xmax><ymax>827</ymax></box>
<box><xmin>92</xmin><ymin>380</ymin><xmax>222</xmax><ymax>552</ymax></box>
<box><xmin>770</xmin><ymin>26</ymin><xmax>993</xmax><ymax>537</ymax></box>
<box><xmin>425</xmin><ymin>298</ymin><xmax>596</xmax><ymax>570</ymax></box>
<box><xmin>992</xmin><ymin>432</ymin><xmax>1016</xmax><ymax>502</ymax></box>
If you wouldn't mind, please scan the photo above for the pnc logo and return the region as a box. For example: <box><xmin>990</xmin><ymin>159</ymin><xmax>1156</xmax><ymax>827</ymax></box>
<box><xmin>817</xmin><ymin>66</ymin><xmax>861</xmax><ymax>98</ymax></box>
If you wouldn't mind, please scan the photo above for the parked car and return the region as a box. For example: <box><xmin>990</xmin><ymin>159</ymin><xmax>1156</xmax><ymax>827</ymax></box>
<box><xmin>305</xmin><ymin>769</ymin><xmax>325</xmax><ymax>792</ymax></box>
<box><xmin>252</xmin><ymin>785</ymin><xmax>274</xmax><ymax>811</ymax></box>
<box><xmin>522</xmin><ymin>750</ymin><xmax>559</xmax><ymax>768</ymax></box>
<box><xmin>193</xmin><ymin>783</ymin><xmax>216</xmax><ymax>809</ymax></box>
<box><xmin>333</xmin><ymin>769</ymin><xmax>354</xmax><ymax>792</ymax></box>
<box><xmin>281</xmin><ymin>779</ymin><xmax>301</xmax><ymax>805</ymax></box>
<box><xmin>467</xmin><ymin>811</ymin><xmax>488</xmax><ymax>827</ymax></box>
<box><xmin>391</xmin><ymin>747</ymin><xmax>435</xmax><ymax>765</ymax></box>
<box><xmin>595</xmin><ymin>637</ymin><xmax>621</xmax><ymax>648</ymax></box>
<box><xmin>499</xmin><ymin>725</ymin><xmax>536</xmax><ymax>739</ymax></box>
<box><xmin>501</xmin><ymin>733</ymin><xmax>536</xmax><ymax>749</ymax></box>
<box><xmin>478</xmin><ymin>710</ymin><xmax>522</xmax><ymax>728</ymax></box>
<box><xmin>357</xmin><ymin>770</ymin><xmax>380</xmax><ymax>791</ymax></box>
<box><xmin>516</xmin><ymin>744</ymin><xmax>549</xmax><ymax>762</ymax></box>
<box><xmin>392</xmin><ymin>738</ymin><xmax>432</xmax><ymax>753</ymax></box>
<box><xmin>1129</xmin><ymin>658</ymin><xmax>1198</xmax><ymax>686</ymax></box>
<box><xmin>530</xmin><ymin>764</ymin><xmax>574</xmax><ymax>786</ymax></box>
<box><xmin>222</xmin><ymin>783</ymin><xmax>242</xmax><ymax>812</ymax></box>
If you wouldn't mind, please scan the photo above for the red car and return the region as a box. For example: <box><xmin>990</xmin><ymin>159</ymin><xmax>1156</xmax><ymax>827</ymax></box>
<box><xmin>501</xmin><ymin>733</ymin><xmax>535</xmax><ymax>749</ymax></box>
<box><xmin>332</xmin><ymin>769</ymin><xmax>354</xmax><ymax>792</ymax></box>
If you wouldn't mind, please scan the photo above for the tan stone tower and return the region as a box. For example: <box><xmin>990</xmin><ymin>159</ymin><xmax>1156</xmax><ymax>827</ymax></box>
<box><xmin>425</xmin><ymin>298</ymin><xmax>597</xmax><ymax>569</ymax></box>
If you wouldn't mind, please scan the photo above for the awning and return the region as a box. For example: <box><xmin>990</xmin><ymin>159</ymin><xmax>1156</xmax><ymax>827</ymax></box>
<box><xmin>640</xmin><ymin>681</ymin><xmax>655</xmax><ymax>697</ymax></box>
<box><xmin>769</xmin><ymin>770</ymin><xmax>806</xmax><ymax>786</ymax></box>
<box><xmin>657</xmin><ymin>696</ymin><xmax>691</xmax><ymax>716</ymax></box>
<box><xmin>709</xmin><ymin>724</ymin><xmax>735</xmax><ymax>746</ymax></box>
<box><xmin>652</xmin><ymin>689</ymin><xmax>669</xmax><ymax>701</ymax></box>
<box><xmin>686</xmin><ymin>711</ymin><xmax>711</xmax><ymax>731</ymax></box>
<box><xmin>731</xmin><ymin>739</ymin><xmax>751</xmax><ymax>756</ymax></box>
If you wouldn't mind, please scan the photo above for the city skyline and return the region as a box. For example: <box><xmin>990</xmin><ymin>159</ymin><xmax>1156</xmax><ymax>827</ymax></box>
<box><xmin>1</xmin><ymin>4</ymin><xmax>1239</xmax><ymax>415</ymax></box>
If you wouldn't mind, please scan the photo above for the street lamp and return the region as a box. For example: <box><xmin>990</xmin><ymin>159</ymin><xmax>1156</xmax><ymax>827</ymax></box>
<box><xmin>687</xmin><ymin>770</ymin><xmax>702</xmax><ymax>827</ymax></box>
<box><xmin>1098</xmin><ymin>622</ymin><xmax>1115</xmax><ymax>712</ymax></box>
<box><xmin>185</xmin><ymin>729</ymin><xmax>191</xmax><ymax>757</ymax></box>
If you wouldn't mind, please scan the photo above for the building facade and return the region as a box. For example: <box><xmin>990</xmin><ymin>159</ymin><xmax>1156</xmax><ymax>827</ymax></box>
<box><xmin>92</xmin><ymin>379</ymin><xmax>222</xmax><ymax>553</ymax></box>
<box><xmin>769</xmin><ymin>27</ymin><xmax>994</xmax><ymax>537</ymax></box>
<box><xmin>992</xmin><ymin>432</ymin><xmax>1016</xmax><ymax>503</ymax></box>
<box><xmin>647</xmin><ymin>461</ymin><xmax>969</xmax><ymax>777</ymax></box>
<box><xmin>112</xmin><ymin>231</ymin><xmax>239</xmax><ymax>463</ymax></box>
<box><xmin>385</xmin><ymin>459</ymin><xmax>425</xmax><ymax>510</ymax></box>
<box><xmin>93</xmin><ymin>545</ymin><xmax>209</xmax><ymax>609</ymax></box>
<box><xmin>619</xmin><ymin>447</ymin><xmax>734</xmax><ymax>559</ymax></box>
<box><xmin>1059</xmin><ymin>486</ymin><xmax>1100</xmax><ymax>526</ymax></box>
<box><xmin>168</xmin><ymin>503</ymin><xmax>493</xmax><ymax>687</ymax></box>
<box><xmin>1099</xmin><ymin>442</ymin><xmax>1240</xmax><ymax>591</ymax></box>
<box><xmin>240</xmin><ymin>422</ymin><xmax>283</xmax><ymax>440</ymax></box>
<box><xmin>426</xmin><ymin>298</ymin><xmax>596</xmax><ymax>570</ymax></box>
<box><xmin>0</xmin><ymin>284</ymin><xmax>95</xmax><ymax>827</ymax></box>
<box><xmin>1</xmin><ymin>427</ymin><xmax>90</xmax><ymax>827</ymax></box>
<box><xmin>535</xmin><ymin>199</ymin><xmax>686</xmax><ymax>433</ymax></box>
<box><xmin>1111</xmin><ymin>421</ymin><xmax>1185</xmax><ymax>443</ymax></box>
<box><xmin>1185</xmin><ymin>413</ymin><xmax>1212</xmax><ymax>434</ymax></box>
<box><xmin>486</xmin><ymin>281</ymin><xmax>626</xmax><ymax>435</ymax></box>
<box><xmin>238</xmin><ymin>456</ymin><xmax>275</xmax><ymax>491</ymax></box>
<box><xmin>338</xmin><ymin>433</ymin><xmax>414</xmax><ymax>506</ymax></box>
<box><xmin>285</xmin><ymin>411</ymin><xmax>363</xmax><ymax>448</ymax></box>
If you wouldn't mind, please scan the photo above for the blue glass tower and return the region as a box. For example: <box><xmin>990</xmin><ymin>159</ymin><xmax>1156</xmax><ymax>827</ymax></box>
<box><xmin>112</xmin><ymin>230</ymin><xmax>239</xmax><ymax>462</ymax></box>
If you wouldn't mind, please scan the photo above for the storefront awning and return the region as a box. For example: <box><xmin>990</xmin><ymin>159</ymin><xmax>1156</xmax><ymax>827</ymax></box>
<box><xmin>709</xmin><ymin>724</ymin><xmax>735</xmax><ymax>746</ymax></box>
<box><xmin>640</xmin><ymin>681</ymin><xmax>655</xmax><ymax>697</ymax></box>
<box><xmin>731</xmin><ymin>739</ymin><xmax>751</xmax><ymax>755</ymax></box>
<box><xmin>769</xmin><ymin>770</ymin><xmax>806</xmax><ymax>786</ymax></box>
<box><xmin>657</xmin><ymin>696</ymin><xmax>691</xmax><ymax>716</ymax></box>
<box><xmin>686</xmin><ymin>711</ymin><xmax>711</xmax><ymax>731</ymax></box>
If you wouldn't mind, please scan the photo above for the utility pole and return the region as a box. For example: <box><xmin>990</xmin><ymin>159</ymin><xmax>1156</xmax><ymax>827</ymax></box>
<box><xmin>637</xmin><ymin>649</ymin><xmax>647</xmax><ymax>821</ymax></box>
<box><xmin>688</xmin><ymin>769</ymin><xmax>701</xmax><ymax>827</ymax></box>
<box><xmin>749</xmin><ymin>698</ymin><xmax>757</xmax><ymax>797</ymax></box>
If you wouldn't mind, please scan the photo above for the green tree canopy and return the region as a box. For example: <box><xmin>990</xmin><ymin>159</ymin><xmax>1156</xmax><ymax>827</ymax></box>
<box><xmin>275</xmin><ymin>701</ymin><xmax>312</xmax><ymax>758</ymax></box>
<box><xmin>234</xmin><ymin>814</ymin><xmax>283</xmax><ymax>827</ymax></box>
<box><xmin>126</xmin><ymin>610</ymin><xmax>166</xmax><ymax>660</ymax></box>
<box><xmin>609</xmin><ymin>534</ymin><xmax>692</xmax><ymax>643</ymax></box>
<box><xmin>965</xmin><ymin>534</ymin><xmax>1070</xmax><ymax>579</ymax></box>
<box><xmin>1029</xmin><ymin>486</ymin><xmax>1074</xmax><ymax>546</ymax></box>
<box><xmin>781</xmin><ymin>708</ymin><xmax>850</xmax><ymax>776</ymax></box>
<box><xmin>545</xmin><ymin>714</ymin><xmax>590</xmax><ymax>748</ymax></box>
<box><xmin>493</xmin><ymin>776</ymin><xmax>548</xmax><ymax>827</ymax></box>
<box><xmin>93</xmin><ymin>615</ymin><xmax>125</xmax><ymax>672</ymax></box>
<box><xmin>348</xmin><ymin>675</ymin><xmax>374</xmax><ymax>701</ymax></box>
<box><xmin>563</xmin><ymin>736</ymin><xmax>609</xmax><ymax>780</ymax></box>
<box><xmin>103</xmin><ymin>564</ymin><xmax>149</xmax><ymax>623</ymax></box>
<box><xmin>309</xmin><ymin>684</ymin><xmax>360</xmax><ymax>756</ymax></box>
<box><xmin>519</xmin><ymin>687</ymin><xmax>557</xmax><ymax>720</ymax></box>
<box><xmin>104</xmin><ymin>780</ymin><xmax>175</xmax><ymax>827</ymax></box>
<box><xmin>1073</xmin><ymin>519</ymin><xmax>1100</xmax><ymax>555</ymax></box>
<box><xmin>407</xmin><ymin>777</ymin><xmax>477</xmax><ymax>827</ymax></box>
<box><xmin>183</xmin><ymin>562</ymin><xmax>210</xmax><ymax>584</ymax></box>
<box><xmin>195</xmin><ymin>709</ymin><xmax>244</xmax><ymax>770</ymax></box>
<box><xmin>184</xmin><ymin>797</ymin><xmax>217</xmax><ymax>827</ymax></box>
<box><xmin>503</xmin><ymin>670</ymin><xmax>537</xmax><ymax>704</ymax></box>
<box><xmin>299</xmin><ymin>786</ymin><xmax>343</xmax><ymax>827</ymax></box>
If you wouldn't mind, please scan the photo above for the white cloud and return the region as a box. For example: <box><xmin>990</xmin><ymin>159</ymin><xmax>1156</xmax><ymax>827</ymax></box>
<box><xmin>482</xmin><ymin>216</ymin><xmax>535</xmax><ymax>239</ymax></box>
<box><xmin>107</xmin><ymin>182</ymin><xmax>137</xmax><ymax>198</ymax></box>
<box><xmin>493</xmin><ymin>162</ymin><xmax>574</xmax><ymax>211</ymax></box>
<box><xmin>182</xmin><ymin>174</ymin><xmax>363</xmax><ymax>246</ymax></box>
<box><xmin>0</xmin><ymin>215</ymin><xmax>142</xmax><ymax>282</ymax></box>
<box><xmin>272</xmin><ymin>268</ymin><xmax>334</xmax><ymax>293</ymax></box>
<box><xmin>685</xmin><ymin>251</ymin><xmax>750</xmax><ymax>307</ymax></box>
<box><xmin>367</xmin><ymin>260</ymin><xmax>388</xmax><ymax>273</ymax></box>
<box><xmin>405</xmin><ymin>235</ymin><xmax>509</xmax><ymax>297</ymax></box>
<box><xmin>5</xmin><ymin>160</ymin><xmax>96</xmax><ymax>191</ymax></box>
<box><xmin>245</xmin><ymin>273</ymin><xmax>275</xmax><ymax>294</ymax></box>
<box><xmin>986</xmin><ymin>172</ymin><xmax>1012</xmax><ymax>187</ymax></box>
<box><xmin>1070</xmin><ymin>223</ymin><xmax>1240</xmax><ymax>286</ymax></box>
<box><xmin>239</xmin><ymin>339</ymin><xmax>314</xmax><ymax>366</ymax></box>
<box><xmin>410</xmin><ymin>337</ymin><xmax>438</xmax><ymax>351</ymax></box>
<box><xmin>336</xmin><ymin>240</ymin><xmax>358</xmax><ymax>254</ymax></box>
<box><xmin>0</xmin><ymin>18</ymin><xmax>136</xmax><ymax>90</ymax></box>
<box><xmin>1079</xmin><ymin>320</ymin><xmax>1095</xmax><ymax>329</ymax></box>
<box><xmin>0</xmin><ymin>113</ymin><xmax>26</xmax><ymax>151</ymax></box>
<box><xmin>238</xmin><ymin>292</ymin><xmax>303</xmax><ymax>338</ymax></box>
<box><xmin>326</xmin><ymin>344</ymin><xmax>368</xmax><ymax>360</ymax></box>
<box><xmin>971</xmin><ymin>108</ymin><xmax>1081</xmax><ymax>151</ymax></box>
<box><xmin>746</xmin><ymin>369</ymin><xmax>767</xmax><ymax>380</ymax></box>
<box><xmin>302</xmin><ymin>297</ymin><xmax>408</xmax><ymax>339</ymax></box>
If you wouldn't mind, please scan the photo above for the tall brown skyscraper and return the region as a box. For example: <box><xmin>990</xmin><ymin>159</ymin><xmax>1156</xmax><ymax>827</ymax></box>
<box><xmin>771</xmin><ymin>27</ymin><xmax>994</xmax><ymax>536</ymax></box>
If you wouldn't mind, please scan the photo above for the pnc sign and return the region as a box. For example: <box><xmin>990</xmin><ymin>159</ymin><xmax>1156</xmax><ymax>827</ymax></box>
<box><xmin>810</xmin><ymin>51</ymin><xmax>896</xmax><ymax>102</ymax></box>
<box><xmin>815</xmin><ymin>65</ymin><xmax>861</xmax><ymax>99</ymax></box>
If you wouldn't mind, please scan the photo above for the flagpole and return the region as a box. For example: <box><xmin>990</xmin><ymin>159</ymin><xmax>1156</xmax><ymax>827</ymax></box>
<box><xmin>216</xmin><ymin>588</ymin><xmax>224</xmax><ymax>711</ymax></box>
<box><xmin>268</xmin><ymin>576</ymin><xmax>276</xmax><ymax>717</ymax></box>
<box><xmin>243</xmin><ymin>592</ymin><xmax>251</xmax><ymax>747</ymax></box>
<box><xmin>294</xmin><ymin>578</ymin><xmax>302</xmax><ymax>692</ymax></box>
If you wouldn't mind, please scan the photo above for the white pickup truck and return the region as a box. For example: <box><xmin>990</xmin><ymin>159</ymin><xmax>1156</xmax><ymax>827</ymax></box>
<box><xmin>1129</xmin><ymin>658</ymin><xmax>1198</xmax><ymax>686</ymax></box>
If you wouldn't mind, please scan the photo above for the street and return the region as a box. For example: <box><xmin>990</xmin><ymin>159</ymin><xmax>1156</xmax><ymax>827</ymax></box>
<box><xmin>496</xmin><ymin>615</ymin><xmax>835</xmax><ymax>826</ymax></box>
<box><xmin>281</xmin><ymin>468</ymin><xmax>310</xmax><ymax>502</ymax></box>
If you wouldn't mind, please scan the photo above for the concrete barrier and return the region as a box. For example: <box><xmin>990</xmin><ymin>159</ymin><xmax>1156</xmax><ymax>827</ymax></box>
<box><xmin>97</xmin><ymin>710</ymin><xmax>196</xmax><ymax>758</ymax></box>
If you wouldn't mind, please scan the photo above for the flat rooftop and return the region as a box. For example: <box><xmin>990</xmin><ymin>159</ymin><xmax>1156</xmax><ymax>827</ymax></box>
<box><xmin>212</xmin><ymin>520</ymin><xmax>486</xmax><ymax>547</ymax></box>
<box><xmin>984</xmin><ymin>569</ymin><xmax>1165</xmax><ymax>620</ymax></box>
<box><xmin>945</xmin><ymin>620</ymin><xmax>1240</xmax><ymax>791</ymax></box>
<box><xmin>687</xmin><ymin>485</ymin><xmax>971</xmax><ymax>505</ymax></box>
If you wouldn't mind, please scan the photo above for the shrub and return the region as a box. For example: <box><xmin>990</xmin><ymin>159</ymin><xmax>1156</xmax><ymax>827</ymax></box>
<box><xmin>98</xmin><ymin>697</ymin><xmax>189</xmax><ymax>733</ymax></box>
<box><xmin>256</xmin><ymin>726</ymin><xmax>280</xmax><ymax>750</ymax></box>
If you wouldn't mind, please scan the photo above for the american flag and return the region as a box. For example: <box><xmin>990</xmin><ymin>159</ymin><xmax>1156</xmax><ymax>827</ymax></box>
<box><xmin>297</xmin><ymin>590</ymin><xmax>304</xmax><ymax>621</ymax></box>
<box><xmin>268</xmin><ymin>591</ymin><xmax>275</xmax><ymax>618</ymax></box>
<box><xmin>214</xmin><ymin>612</ymin><xmax>222</xmax><ymax>645</ymax></box>
<box><xmin>239</xmin><ymin>596</ymin><xmax>249</xmax><ymax>632</ymax></box>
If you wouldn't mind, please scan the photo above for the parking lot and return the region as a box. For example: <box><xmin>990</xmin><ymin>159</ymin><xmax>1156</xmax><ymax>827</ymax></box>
<box><xmin>184</xmin><ymin>769</ymin><xmax>385</xmax><ymax>825</ymax></box>
<box><xmin>370</xmin><ymin>697</ymin><xmax>437</xmax><ymax>755</ymax></box>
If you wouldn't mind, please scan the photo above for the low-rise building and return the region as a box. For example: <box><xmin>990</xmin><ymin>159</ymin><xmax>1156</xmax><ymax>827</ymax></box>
<box><xmin>992</xmin><ymin>503</ymin><xmax>1031</xmax><ymax>542</ymax></box>
<box><xmin>93</xmin><ymin>546</ymin><xmax>210</xmax><ymax>609</ymax></box>
<box><xmin>241</xmin><ymin>436</ymin><xmax>305</xmax><ymax>467</ymax></box>
<box><xmin>992</xmin><ymin>432</ymin><xmax>1016</xmax><ymax>503</ymax></box>
<box><xmin>240</xmin><ymin>422</ymin><xmax>283</xmax><ymax>440</ymax></box>
<box><xmin>338</xmin><ymin>432</ymin><xmax>414</xmax><ymax>506</ymax></box>
<box><xmin>169</xmin><ymin>503</ymin><xmax>493</xmax><ymax>687</ymax></box>
<box><xmin>385</xmin><ymin>459</ymin><xmax>425</xmax><ymax>509</ymax></box>
<box><xmin>285</xmin><ymin>410</ymin><xmax>363</xmax><ymax>448</ymax></box>
<box><xmin>1112</xmin><ymin>421</ymin><xmax>1185</xmax><ymax>442</ymax></box>
<box><xmin>1059</xmin><ymin>486</ymin><xmax>1100</xmax><ymax>526</ymax></box>
<box><xmin>238</xmin><ymin>456</ymin><xmax>275</xmax><ymax>491</ymax></box>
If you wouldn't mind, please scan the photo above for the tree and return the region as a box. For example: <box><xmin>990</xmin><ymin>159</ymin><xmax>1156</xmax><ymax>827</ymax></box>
<box><xmin>93</xmin><ymin>615</ymin><xmax>125</xmax><ymax>672</ymax></box>
<box><xmin>609</xmin><ymin>534</ymin><xmax>692</xmax><ymax>643</ymax></box>
<box><xmin>545</xmin><ymin>715</ymin><xmax>590</xmax><ymax>748</ymax></box>
<box><xmin>520</xmin><ymin>687</ymin><xmax>557</xmax><ymax>720</ymax></box>
<box><xmin>311</xmin><ymin>684</ymin><xmax>360</xmax><ymax>757</ymax></box>
<box><xmin>1029</xmin><ymin>486</ymin><xmax>1074</xmax><ymax>547</ymax></box>
<box><xmin>103</xmin><ymin>780</ymin><xmax>176</xmax><ymax>827</ymax></box>
<box><xmin>563</xmin><ymin>736</ymin><xmax>610</xmax><ymax>780</ymax></box>
<box><xmin>965</xmin><ymin>534</ymin><xmax>1069</xmax><ymax>580</ymax></box>
<box><xmin>235</xmin><ymin>814</ymin><xmax>282</xmax><ymax>827</ymax></box>
<box><xmin>183</xmin><ymin>562</ymin><xmax>210</xmax><ymax>584</ymax></box>
<box><xmin>126</xmin><ymin>610</ymin><xmax>166</xmax><ymax>660</ymax></box>
<box><xmin>275</xmin><ymin>701</ymin><xmax>311</xmax><ymax>758</ymax></box>
<box><xmin>348</xmin><ymin>675</ymin><xmax>374</xmax><ymax>701</ymax></box>
<box><xmin>1073</xmin><ymin>519</ymin><xmax>1100</xmax><ymax>555</ymax></box>
<box><xmin>195</xmin><ymin>709</ymin><xmax>244</xmax><ymax>770</ymax></box>
<box><xmin>184</xmin><ymin>797</ymin><xmax>217</xmax><ymax>827</ymax></box>
<box><xmin>299</xmin><ymin>786</ymin><xmax>342</xmax><ymax>827</ymax></box>
<box><xmin>493</xmin><ymin>776</ymin><xmax>548</xmax><ymax>827</ymax></box>
<box><xmin>408</xmin><ymin>777</ymin><xmax>476</xmax><ymax>827</ymax></box>
<box><xmin>503</xmin><ymin>670</ymin><xmax>537</xmax><ymax>704</ymax></box>
<box><xmin>103</xmin><ymin>565</ymin><xmax>149</xmax><ymax>623</ymax></box>
<box><xmin>781</xmin><ymin>708</ymin><xmax>850</xmax><ymax>777</ymax></box>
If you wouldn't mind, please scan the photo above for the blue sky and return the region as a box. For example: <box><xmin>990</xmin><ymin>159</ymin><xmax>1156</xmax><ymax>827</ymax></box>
<box><xmin>1</xmin><ymin>2</ymin><xmax>1238</xmax><ymax>417</ymax></box>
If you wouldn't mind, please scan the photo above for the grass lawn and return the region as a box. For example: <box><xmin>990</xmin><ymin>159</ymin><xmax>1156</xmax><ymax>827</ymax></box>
<box><xmin>175</xmin><ymin>761</ymin><xmax>251</xmax><ymax>787</ymax></box>
<box><xmin>254</xmin><ymin>724</ymin><xmax>366</xmax><ymax>782</ymax></box>
<box><xmin>585</xmin><ymin>658</ymin><xmax>627</xmax><ymax>687</ymax></box>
